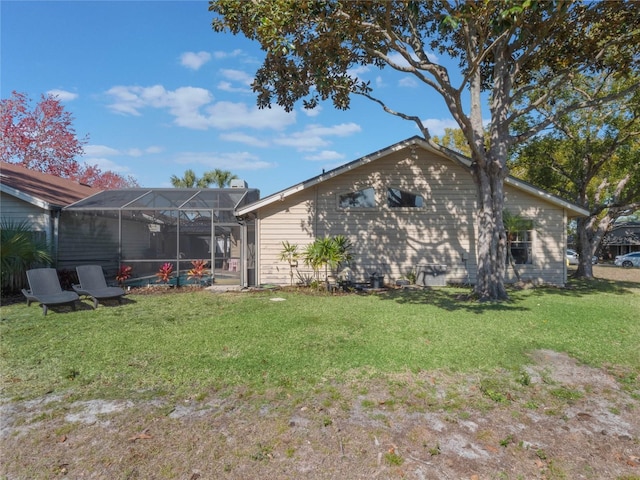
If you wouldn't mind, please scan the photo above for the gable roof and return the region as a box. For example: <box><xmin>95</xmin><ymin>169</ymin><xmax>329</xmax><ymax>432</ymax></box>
<box><xmin>235</xmin><ymin>136</ymin><xmax>589</xmax><ymax>217</ymax></box>
<box><xmin>0</xmin><ymin>161</ymin><xmax>101</xmax><ymax>210</ymax></box>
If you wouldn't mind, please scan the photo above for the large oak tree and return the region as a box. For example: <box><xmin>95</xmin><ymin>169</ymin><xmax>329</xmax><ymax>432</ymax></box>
<box><xmin>511</xmin><ymin>74</ymin><xmax>640</xmax><ymax>278</ymax></box>
<box><xmin>210</xmin><ymin>0</ymin><xmax>640</xmax><ymax>300</ymax></box>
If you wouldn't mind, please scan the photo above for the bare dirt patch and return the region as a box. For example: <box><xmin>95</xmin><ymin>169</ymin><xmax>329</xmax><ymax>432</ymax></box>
<box><xmin>1</xmin><ymin>350</ymin><xmax>638</xmax><ymax>479</ymax></box>
<box><xmin>588</xmin><ymin>264</ymin><xmax>640</xmax><ymax>284</ymax></box>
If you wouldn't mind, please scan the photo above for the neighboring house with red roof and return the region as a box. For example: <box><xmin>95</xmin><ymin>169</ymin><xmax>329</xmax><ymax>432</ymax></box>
<box><xmin>0</xmin><ymin>161</ymin><xmax>100</xmax><ymax>257</ymax></box>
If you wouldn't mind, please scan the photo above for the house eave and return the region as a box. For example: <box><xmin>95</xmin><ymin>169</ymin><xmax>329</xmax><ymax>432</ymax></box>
<box><xmin>503</xmin><ymin>177</ymin><xmax>589</xmax><ymax>217</ymax></box>
<box><xmin>235</xmin><ymin>135</ymin><xmax>590</xmax><ymax>218</ymax></box>
<box><xmin>236</xmin><ymin>137</ymin><xmax>437</xmax><ymax>216</ymax></box>
<box><xmin>0</xmin><ymin>183</ymin><xmax>60</xmax><ymax>211</ymax></box>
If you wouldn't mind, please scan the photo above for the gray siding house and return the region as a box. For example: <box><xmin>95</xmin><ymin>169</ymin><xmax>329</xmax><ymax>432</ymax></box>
<box><xmin>0</xmin><ymin>161</ymin><xmax>100</xmax><ymax>260</ymax></box>
<box><xmin>236</xmin><ymin>137</ymin><xmax>589</xmax><ymax>287</ymax></box>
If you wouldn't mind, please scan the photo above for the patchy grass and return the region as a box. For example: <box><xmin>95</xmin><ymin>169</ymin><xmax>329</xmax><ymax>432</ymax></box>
<box><xmin>1</xmin><ymin>276</ymin><xmax>639</xmax><ymax>480</ymax></box>
<box><xmin>1</xmin><ymin>279</ymin><xmax>639</xmax><ymax>402</ymax></box>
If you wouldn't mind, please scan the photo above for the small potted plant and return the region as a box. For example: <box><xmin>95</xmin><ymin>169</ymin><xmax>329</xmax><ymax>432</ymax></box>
<box><xmin>156</xmin><ymin>262</ymin><xmax>174</xmax><ymax>285</ymax></box>
<box><xmin>116</xmin><ymin>265</ymin><xmax>132</xmax><ymax>287</ymax></box>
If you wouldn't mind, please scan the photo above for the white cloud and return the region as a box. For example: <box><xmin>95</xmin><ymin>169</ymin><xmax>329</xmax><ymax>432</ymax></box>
<box><xmin>217</xmin><ymin>81</ymin><xmax>245</xmax><ymax>93</ymax></box>
<box><xmin>180</xmin><ymin>51</ymin><xmax>212</xmax><ymax>70</ymax></box>
<box><xmin>84</xmin><ymin>144</ymin><xmax>120</xmax><ymax>157</ymax></box>
<box><xmin>206</xmin><ymin>101</ymin><xmax>296</xmax><ymax>130</ymax></box>
<box><xmin>348</xmin><ymin>65</ymin><xmax>370</xmax><ymax>78</ymax></box>
<box><xmin>127</xmin><ymin>146</ymin><xmax>164</xmax><ymax>157</ymax></box>
<box><xmin>220</xmin><ymin>69</ymin><xmax>253</xmax><ymax>84</ymax></box>
<box><xmin>47</xmin><ymin>89</ymin><xmax>78</xmax><ymax>101</ymax></box>
<box><xmin>387</xmin><ymin>51</ymin><xmax>439</xmax><ymax>68</ymax></box>
<box><xmin>106</xmin><ymin>85</ymin><xmax>212</xmax><ymax>119</ymax></box>
<box><xmin>175</xmin><ymin>151</ymin><xmax>273</xmax><ymax>170</ymax></box>
<box><xmin>302</xmin><ymin>123</ymin><xmax>362</xmax><ymax>137</ymax></box>
<box><xmin>217</xmin><ymin>69</ymin><xmax>254</xmax><ymax>93</ymax></box>
<box><xmin>106</xmin><ymin>84</ymin><xmax>294</xmax><ymax>131</ymax></box>
<box><xmin>398</xmin><ymin>77</ymin><xmax>418</xmax><ymax>88</ymax></box>
<box><xmin>81</xmin><ymin>157</ymin><xmax>131</xmax><ymax>174</ymax></box>
<box><xmin>168</xmin><ymin>87</ymin><xmax>214</xmax><ymax>129</ymax></box>
<box><xmin>274</xmin><ymin>122</ymin><xmax>362</xmax><ymax>151</ymax></box>
<box><xmin>302</xmin><ymin>104</ymin><xmax>322</xmax><ymax>117</ymax></box>
<box><xmin>275</xmin><ymin>135</ymin><xmax>328</xmax><ymax>151</ymax></box>
<box><xmin>213</xmin><ymin>49</ymin><xmax>243</xmax><ymax>59</ymax></box>
<box><xmin>304</xmin><ymin>150</ymin><xmax>345</xmax><ymax>162</ymax></box>
<box><xmin>84</xmin><ymin>144</ymin><xmax>163</xmax><ymax>158</ymax></box>
<box><xmin>421</xmin><ymin>117</ymin><xmax>459</xmax><ymax>137</ymax></box>
<box><xmin>219</xmin><ymin>132</ymin><xmax>269</xmax><ymax>148</ymax></box>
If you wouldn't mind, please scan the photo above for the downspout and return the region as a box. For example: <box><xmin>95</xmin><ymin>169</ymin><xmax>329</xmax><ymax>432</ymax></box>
<box><xmin>118</xmin><ymin>210</ymin><xmax>122</xmax><ymax>269</ymax></box>
<box><xmin>314</xmin><ymin>185</ymin><xmax>319</xmax><ymax>236</ymax></box>
<box><xmin>52</xmin><ymin>209</ymin><xmax>60</xmax><ymax>267</ymax></box>
<box><xmin>563</xmin><ymin>211</ymin><xmax>568</xmax><ymax>285</ymax></box>
<box><xmin>239</xmin><ymin>219</ymin><xmax>246</xmax><ymax>288</ymax></box>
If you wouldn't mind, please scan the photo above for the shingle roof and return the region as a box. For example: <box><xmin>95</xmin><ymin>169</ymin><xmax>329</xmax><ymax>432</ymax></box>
<box><xmin>0</xmin><ymin>161</ymin><xmax>100</xmax><ymax>209</ymax></box>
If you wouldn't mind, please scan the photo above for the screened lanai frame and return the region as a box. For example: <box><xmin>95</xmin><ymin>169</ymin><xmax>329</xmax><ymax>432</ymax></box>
<box><xmin>61</xmin><ymin>188</ymin><xmax>259</xmax><ymax>288</ymax></box>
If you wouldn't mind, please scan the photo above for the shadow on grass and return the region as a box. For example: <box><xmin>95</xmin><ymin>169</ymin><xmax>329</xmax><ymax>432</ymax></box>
<box><xmin>376</xmin><ymin>287</ymin><xmax>530</xmax><ymax>314</ymax></box>
<box><xmin>375</xmin><ymin>275</ymin><xmax>639</xmax><ymax>313</ymax></box>
<box><xmin>529</xmin><ymin>276</ymin><xmax>640</xmax><ymax>299</ymax></box>
<box><xmin>76</xmin><ymin>296</ymin><xmax>138</xmax><ymax>310</ymax></box>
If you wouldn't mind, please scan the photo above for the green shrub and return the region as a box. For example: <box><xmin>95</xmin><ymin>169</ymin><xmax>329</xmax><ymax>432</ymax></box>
<box><xmin>0</xmin><ymin>219</ymin><xmax>52</xmax><ymax>294</ymax></box>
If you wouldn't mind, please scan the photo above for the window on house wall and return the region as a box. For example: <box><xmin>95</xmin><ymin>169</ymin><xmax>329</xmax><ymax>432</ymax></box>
<box><xmin>338</xmin><ymin>187</ymin><xmax>376</xmax><ymax>209</ymax></box>
<box><xmin>508</xmin><ymin>222</ymin><xmax>534</xmax><ymax>265</ymax></box>
<box><xmin>387</xmin><ymin>187</ymin><xmax>424</xmax><ymax>208</ymax></box>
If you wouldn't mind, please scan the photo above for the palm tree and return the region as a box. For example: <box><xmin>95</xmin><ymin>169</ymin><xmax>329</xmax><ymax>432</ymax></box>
<box><xmin>1</xmin><ymin>219</ymin><xmax>52</xmax><ymax>293</ymax></box>
<box><xmin>204</xmin><ymin>169</ymin><xmax>238</xmax><ymax>188</ymax></box>
<box><xmin>170</xmin><ymin>169</ymin><xmax>238</xmax><ymax>188</ymax></box>
<box><xmin>170</xmin><ymin>169</ymin><xmax>200</xmax><ymax>188</ymax></box>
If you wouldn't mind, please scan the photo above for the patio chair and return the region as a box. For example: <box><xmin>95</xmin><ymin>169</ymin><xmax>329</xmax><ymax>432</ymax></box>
<box><xmin>72</xmin><ymin>265</ymin><xmax>126</xmax><ymax>309</ymax></box>
<box><xmin>22</xmin><ymin>268</ymin><xmax>80</xmax><ymax>316</ymax></box>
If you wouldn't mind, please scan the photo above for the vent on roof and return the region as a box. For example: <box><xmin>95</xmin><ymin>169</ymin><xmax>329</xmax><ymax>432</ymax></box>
<box><xmin>230</xmin><ymin>179</ymin><xmax>248</xmax><ymax>188</ymax></box>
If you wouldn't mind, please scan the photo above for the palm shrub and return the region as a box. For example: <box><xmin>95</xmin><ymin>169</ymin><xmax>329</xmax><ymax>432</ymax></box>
<box><xmin>303</xmin><ymin>236</ymin><xmax>352</xmax><ymax>289</ymax></box>
<box><xmin>331</xmin><ymin>235</ymin><xmax>353</xmax><ymax>272</ymax></box>
<box><xmin>0</xmin><ymin>219</ymin><xmax>52</xmax><ymax>294</ymax></box>
<box><xmin>279</xmin><ymin>241</ymin><xmax>300</xmax><ymax>286</ymax></box>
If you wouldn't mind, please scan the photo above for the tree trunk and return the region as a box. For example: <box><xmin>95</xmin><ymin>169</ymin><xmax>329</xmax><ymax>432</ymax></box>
<box><xmin>471</xmin><ymin>159</ymin><xmax>509</xmax><ymax>301</ymax></box>
<box><xmin>574</xmin><ymin>213</ymin><xmax>617</xmax><ymax>279</ymax></box>
<box><xmin>574</xmin><ymin>217</ymin><xmax>594</xmax><ymax>278</ymax></box>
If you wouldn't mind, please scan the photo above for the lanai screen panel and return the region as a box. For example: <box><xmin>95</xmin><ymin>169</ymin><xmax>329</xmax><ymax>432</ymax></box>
<box><xmin>63</xmin><ymin>187</ymin><xmax>260</xmax><ymax>286</ymax></box>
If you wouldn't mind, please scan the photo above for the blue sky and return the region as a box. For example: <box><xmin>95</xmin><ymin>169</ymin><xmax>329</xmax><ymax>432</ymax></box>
<box><xmin>2</xmin><ymin>1</ymin><xmax>463</xmax><ymax>195</ymax></box>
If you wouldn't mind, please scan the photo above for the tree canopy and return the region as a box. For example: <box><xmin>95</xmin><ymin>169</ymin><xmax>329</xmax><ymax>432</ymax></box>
<box><xmin>511</xmin><ymin>73</ymin><xmax>640</xmax><ymax>277</ymax></box>
<box><xmin>210</xmin><ymin>0</ymin><xmax>640</xmax><ymax>300</ymax></box>
<box><xmin>0</xmin><ymin>91</ymin><xmax>137</xmax><ymax>189</ymax></box>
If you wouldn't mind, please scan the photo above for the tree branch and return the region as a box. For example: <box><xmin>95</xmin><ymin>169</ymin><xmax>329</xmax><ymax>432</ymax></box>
<box><xmin>356</xmin><ymin>91</ymin><xmax>431</xmax><ymax>139</ymax></box>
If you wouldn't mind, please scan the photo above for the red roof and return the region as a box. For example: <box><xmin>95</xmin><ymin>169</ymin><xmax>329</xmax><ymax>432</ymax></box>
<box><xmin>0</xmin><ymin>161</ymin><xmax>100</xmax><ymax>208</ymax></box>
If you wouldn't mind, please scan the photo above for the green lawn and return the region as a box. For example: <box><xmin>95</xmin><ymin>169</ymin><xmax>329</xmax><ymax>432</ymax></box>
<box><xmin>1</xmin><ymin>280</ymin><xmax>639</xmax><ymax>402</ymax></box>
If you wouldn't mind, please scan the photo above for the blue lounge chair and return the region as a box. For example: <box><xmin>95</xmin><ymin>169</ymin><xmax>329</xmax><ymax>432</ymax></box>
<box><xmin>22</xmin><ymin>268</ymin><xmax>79</xmax><ymax>316</ymax></box>
<box><xmin>72</xmin><ymin>265</ymin><xmax>125</xmax><ymax>309</ymax></box>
